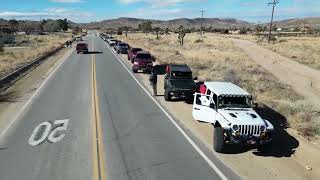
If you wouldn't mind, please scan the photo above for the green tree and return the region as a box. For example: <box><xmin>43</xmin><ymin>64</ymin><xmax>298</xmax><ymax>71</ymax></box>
<box><xmin>9</xmin><ymin>19</ymin><xmax>19</xmax><ymax>34</ymax></box>
<box><xmin>164</xmin><ymin>28</ymin><xmax>170</xmax><ymax>36</ymax></box>
<box><xmin>154</xmin><ymin>27</ymin><xmax>161</xmax><ymax>40</ymax></box>
<box><xmin>177</xmin><ymin>25</ymin><xmax>186</xmax><ymax>46</ymax></box>
<box><xmin>117</xmin><ymin>27</ymin><xmax>123</xmax><ymax>35</ymax></box>
<box><xmin>239</xmin><ymin>27</ymin><xmax>248</xmax><ymax>34</ymax></box>
<box><xmin>56</xmin><ymin>19</ymin><xmax>69</xmax><ymax>31</ymax></box>
<box><xmin>123</xmin><ymin>26</ymin><xmax>129</xmax><ymax>37</ymax></box>
<box><xmin>40</xmin><ymin>19</ymin><xmax>47</xmax><ymax>31</ymax></box>
<box><xmin>255</xmin><ymin>25</ymin><xmax>264</xmax><ymax>32</ymax></box>
<box><xmin>141</xmin><ymin>21</ymin><xmax>152</xmax><ymax>35</ymax></box>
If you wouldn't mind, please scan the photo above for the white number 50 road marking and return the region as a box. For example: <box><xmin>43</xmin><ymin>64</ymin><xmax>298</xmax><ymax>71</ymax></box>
<box><xmin>28</xmin><ymin>119</ymin><xmax>69</xmax><ymax>146</ymax></box>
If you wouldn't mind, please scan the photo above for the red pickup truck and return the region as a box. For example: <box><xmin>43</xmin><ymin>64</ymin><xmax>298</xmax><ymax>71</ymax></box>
<box><xmin>76</xmin><ymin>42</ymin><xmax>88</xmax><ymax>54</ymax></box>
<box><xmin>127</xmin><ymin>47</ymin><xmax>143</xmax><ymax>63</ymax></box>
<box><xmin>132</xmin><ymin>51</ymin><xmax>153</xmax><ymax>73</ymax></box>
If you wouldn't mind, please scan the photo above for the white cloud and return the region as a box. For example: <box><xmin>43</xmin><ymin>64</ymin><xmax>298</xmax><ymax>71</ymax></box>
<box><xmin>0</xmin><ymin>8</ymin><xmax>93</xmax><ymax>23</ymax></box>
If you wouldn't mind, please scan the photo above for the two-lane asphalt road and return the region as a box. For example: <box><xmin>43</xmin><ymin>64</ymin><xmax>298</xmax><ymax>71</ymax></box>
<box><xmin>0</xmin><ymin>32</ymin><xmax>240</xmax><ymax>180</ymax></box>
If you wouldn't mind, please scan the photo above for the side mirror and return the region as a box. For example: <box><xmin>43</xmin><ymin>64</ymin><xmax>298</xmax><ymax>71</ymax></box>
<box><xmin>194</xmin><ymin>77</ymin><xmax>198</xmax><ymax>81</ymax></box>
<box><xmin>152</xmin><ymin>56</ymin><xmax>156</xmax><ymax>62</ymax></box>
<box><xmin>253</xmin><ymin>102</ymin><xmax>258</xmax><ymax>108</ymax></box>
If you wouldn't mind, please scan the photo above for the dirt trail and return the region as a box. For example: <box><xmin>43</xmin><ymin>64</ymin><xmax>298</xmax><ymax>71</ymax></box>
<box><xmin>233</xmin><ymin>39</ymin><xmax>320</xmax><ymax>108</ymax></box>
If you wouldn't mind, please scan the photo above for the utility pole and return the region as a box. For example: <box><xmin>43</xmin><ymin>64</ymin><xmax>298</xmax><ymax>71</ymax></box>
<box><xmin>200</xmin><ymin>10</ymin><xmax>205</xmax><ymax>38</ymax></box>
<box><xmin>267</xmin><ymin>0</ymin><xmax>279</xmax><ymax>44</ymax></box>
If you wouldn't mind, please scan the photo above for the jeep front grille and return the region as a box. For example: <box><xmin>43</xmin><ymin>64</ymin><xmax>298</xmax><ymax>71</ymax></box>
<box><xmin>239</xmin><ymin>125</ymin><xmax>261</xmax><ymax>135</ymax></box>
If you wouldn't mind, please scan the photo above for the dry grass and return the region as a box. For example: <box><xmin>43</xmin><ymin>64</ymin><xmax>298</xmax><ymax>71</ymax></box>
<box><xmin>257</xmin><ymin>36</ymin><xmax>320</xmax><ymax>70</ymax></box>
<box><xmin>118</xmin><ymin>32</ymin><xmax>320</xmax><ymax>137</ymax></box>
<box><xmin>0</xmin><ymin>33</ymin><xmax>73</xmax><ymax>77</ymax></box>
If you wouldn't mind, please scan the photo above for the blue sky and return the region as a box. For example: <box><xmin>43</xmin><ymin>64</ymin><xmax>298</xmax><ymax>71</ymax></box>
<box><xmin>0</xmin><ymin>0</ymin><xmax>319</xmax><ymax>23</ymax></box>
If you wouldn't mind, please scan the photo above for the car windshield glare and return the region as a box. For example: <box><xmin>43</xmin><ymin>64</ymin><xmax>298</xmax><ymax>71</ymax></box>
<box><xmin>218</xmin><ymin>96</ymin><xmax>252</xmax><ymax>108</ymax></box>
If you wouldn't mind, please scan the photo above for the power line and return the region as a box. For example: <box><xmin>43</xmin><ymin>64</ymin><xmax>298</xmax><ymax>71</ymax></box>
<box><xmin>267</xmin><ymin>0</ymin><xmax>279</xmax><ymax>44</ymax></box>
<box><xmin>200</xmin><ymin>10</ymin><xmax>205</xmax><ymax>38</ymax></box>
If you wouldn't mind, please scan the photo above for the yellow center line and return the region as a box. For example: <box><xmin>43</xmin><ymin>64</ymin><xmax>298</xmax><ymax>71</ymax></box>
<box><xmin>91</xmin><ymin>39</ymin><xmax>107</xmax><ymax>180</ymax></box>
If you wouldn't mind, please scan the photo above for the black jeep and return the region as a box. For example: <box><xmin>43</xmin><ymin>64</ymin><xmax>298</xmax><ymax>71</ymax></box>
<box><xmin>164</xmin><ymin>64</ymin><xmax>197</xmax><ymax>102</ymax></box>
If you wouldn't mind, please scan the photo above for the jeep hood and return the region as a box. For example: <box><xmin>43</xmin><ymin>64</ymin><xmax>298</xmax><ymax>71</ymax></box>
<box><xmin>218</xmin><ymin>108</ymin><xmax>266</xmax><ymax>126</ymax></box>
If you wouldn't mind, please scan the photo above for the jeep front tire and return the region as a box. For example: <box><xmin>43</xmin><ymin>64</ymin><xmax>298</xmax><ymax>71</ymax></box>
<box><xmin>164</xmin><ymin>90</ymin><xmax>172</xmax><ymax>101</ymax></box>
<box><xmin>213</xmin><ymin>127</ymin><xmax>224</xmax><ymax>153</ymax></box>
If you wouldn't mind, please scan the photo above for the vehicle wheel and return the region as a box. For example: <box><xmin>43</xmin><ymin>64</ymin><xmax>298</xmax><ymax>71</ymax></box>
<box><xmin>131</xmin><ymin>59</ymin><xmax>134</xmax><ymax>64</ymax></box>
<box><xmin>132</xmin><ymin>69</ymin><xmax>138</xmax><ymax>73</ymax></box>
<box><xmin>117</xmin><ymin>51</ymin><xmax>120</xmax><ymax>54</ymax></box>
<box><xmin>213</xmin><ymin>127</ymin><xmax>225</xmax><ymax>153</ymax></box>
<box><xmin>127</xmin><ymin>56</ymin><xmax>130</xmax><ymax>60</ymax></box>
<box><xmin>77</xmin><ymin>51</ymin><xmax>79</xmax><ymax>54</ymax></box>
<box><xmin>164</xmin><ymin>90</ymin><xmax>172</xmax><ymax>101</ymax></box>
<box><xmin>185</xmin><ymin>94</ymin><xmax>194</xmax><ymax>104</ymax></box>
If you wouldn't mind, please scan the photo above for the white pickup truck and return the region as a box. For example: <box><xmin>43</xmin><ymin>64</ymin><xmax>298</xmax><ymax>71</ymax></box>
<box><xmin>192</xmin><ymin>82</ymin><xmax>274</xmax><ymax>152</ymax></box>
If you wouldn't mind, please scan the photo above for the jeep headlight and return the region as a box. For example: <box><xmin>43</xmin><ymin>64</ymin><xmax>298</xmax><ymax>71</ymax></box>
<box><xmin>260</xmin><ymin>126</ymin><xmax>265</xmax><ymax>131</ymax></box>
<box><xmin>232</xmin><ymin>125</ymin><xmax>240</xmax><ymax>132</ymax></box>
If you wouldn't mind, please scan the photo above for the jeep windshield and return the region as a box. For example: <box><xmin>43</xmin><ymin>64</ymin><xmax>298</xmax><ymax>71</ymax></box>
<box><xmin>218</xmin><ymin>96</ymin><xmax>252</xmax><ymax>109</ymax></box>
<box><xmin>171</xmin><ymin>71</ymin><xmax>192</xmax><ymax>79</ymax></box>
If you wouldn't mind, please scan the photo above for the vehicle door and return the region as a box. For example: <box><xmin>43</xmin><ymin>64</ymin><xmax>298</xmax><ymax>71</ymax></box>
<box><xmin>192</xmin><ymin>93</ymin><xmax>217</xmax><ymax>123</ymax></box>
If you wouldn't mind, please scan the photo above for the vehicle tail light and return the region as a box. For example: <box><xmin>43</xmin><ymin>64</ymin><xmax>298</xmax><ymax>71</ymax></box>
<box><xmin>134</xmin><ymin>62</ymin><xmax>139</xmax><ymax>65</ymax></box>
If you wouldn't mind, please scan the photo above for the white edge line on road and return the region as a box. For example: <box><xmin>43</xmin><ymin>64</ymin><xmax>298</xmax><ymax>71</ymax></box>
<box><xmin>0</xmin><ymin>47</ymin><xmax>74</xmax><ymax>139</ymax></box>
<box><xmin>103</xmin><ymin>40</ymin><xmax>228</xmax><ymax>180</ymax></box>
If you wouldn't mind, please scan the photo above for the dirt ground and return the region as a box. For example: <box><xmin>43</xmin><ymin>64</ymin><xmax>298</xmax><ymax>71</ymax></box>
<box><xmin>116</xmin><ymin>50</ymin><xmax>320</xmax><ymax>180</ymax></box>
<box><xmin>0</xmin><ymin>46</ymin><xmax>74</xmax><ymax>135</ymax></box>
<box><xmin>0</xmin><ymin>33</ymin><xmax>73</xmax><ymax>78</ymax></box>
<box><xmin>117</xmin><ymin>32</ymin><xmax>320</xmax><ymax>139</ymax></box>
<box><xmin>233</xmin><ymin>39</ymin><xmax>320</xmax><ymax>109</ymax></box>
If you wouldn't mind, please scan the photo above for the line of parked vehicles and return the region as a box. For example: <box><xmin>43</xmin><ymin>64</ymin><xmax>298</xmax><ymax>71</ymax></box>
<box><xmin>99</xmin><ymin>33</ymin><xmax>274</xmax><ymax>153</ymax></box>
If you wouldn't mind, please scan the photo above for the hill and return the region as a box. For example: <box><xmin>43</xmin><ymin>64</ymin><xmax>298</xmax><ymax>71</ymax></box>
<box><xmin>84</xmin><ymin>17</ymin><xmax>252</xmax><ymax>30</ymax></box>
<box><xmin>273</xmin><ymin>17</ymin><xmax>320</xmax><ymax>29</ymax></box>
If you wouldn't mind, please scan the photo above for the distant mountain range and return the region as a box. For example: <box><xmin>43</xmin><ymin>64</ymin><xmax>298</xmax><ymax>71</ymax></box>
<box><xmin>1</xmin><ymin>16</ymin><xmax>320</xmax><ymax>30</ymax></box>
<box><xmin>271</xmin><ymin>17</ymin><xmax>320</xmax><ymax>29</ymax></box>
<box><xmin>84</xmin><ymin>17</ymin><xmax>252</xmax><ymax>29</ymax></box>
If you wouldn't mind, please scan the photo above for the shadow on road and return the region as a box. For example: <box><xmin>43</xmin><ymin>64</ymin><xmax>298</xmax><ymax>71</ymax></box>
<box><xmin>220</xmin><ymin>103</ymin><xmax>299</xmax><ymax>157</ymax></box>
<box><xmin>85</xmin><ymin>51</ymin><xmax>103</xmax><ymax>54</ymax></box>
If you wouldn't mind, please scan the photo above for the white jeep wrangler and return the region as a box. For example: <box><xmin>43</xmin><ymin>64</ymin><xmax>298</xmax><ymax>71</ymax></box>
<box><xmin>192</xmin><ymin>82</ymin><xmax>274</xmax><ymax>152</ymax></box>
